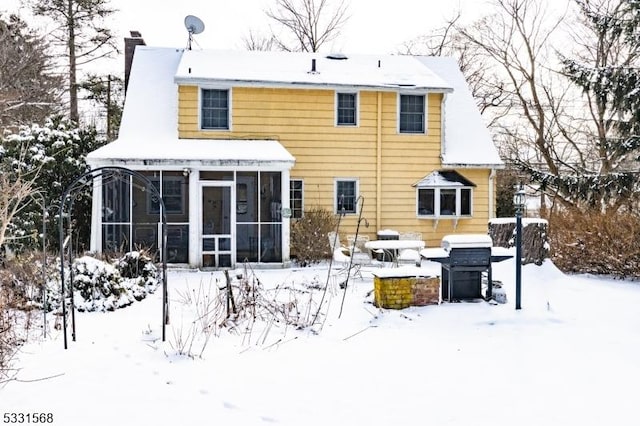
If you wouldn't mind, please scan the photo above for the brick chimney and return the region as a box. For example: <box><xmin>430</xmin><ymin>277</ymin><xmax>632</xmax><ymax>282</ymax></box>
<box><xmin>124</xmin><ymin>30</ymin><xmax>145</xmax><ymax>94</ymax></box>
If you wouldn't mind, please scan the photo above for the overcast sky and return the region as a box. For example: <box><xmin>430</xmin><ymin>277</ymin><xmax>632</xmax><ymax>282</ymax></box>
<box><xmin>3</xmin><ymin>0</ymin><xmax>492</xmax><ymax>73</ymax></box>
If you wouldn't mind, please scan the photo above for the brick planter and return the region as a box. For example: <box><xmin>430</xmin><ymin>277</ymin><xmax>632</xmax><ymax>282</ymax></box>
<box><xmin>373</xmin><ymin>268</ymin><xmax>440</xmax><ymax>309</ymax></box>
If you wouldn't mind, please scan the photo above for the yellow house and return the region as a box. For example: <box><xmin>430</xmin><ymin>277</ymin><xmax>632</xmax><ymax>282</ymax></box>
<box><xmin>87</xmin><ymin>42</ymin><xmax>502</xmax><ymax>268</ymax></box>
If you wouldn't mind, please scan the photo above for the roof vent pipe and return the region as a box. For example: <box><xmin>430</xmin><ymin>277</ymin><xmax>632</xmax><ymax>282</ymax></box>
<box><xmin>311</xmin><ymin>58</ymin><xmax>316</xmax><ymax>72</ymax></box>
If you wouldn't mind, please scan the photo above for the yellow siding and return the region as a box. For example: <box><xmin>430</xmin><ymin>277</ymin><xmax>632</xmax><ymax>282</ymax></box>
<box><xmin>178</xmin><ymin>85</ymin><xmax>494</xmax><ymax>246</ymax></box>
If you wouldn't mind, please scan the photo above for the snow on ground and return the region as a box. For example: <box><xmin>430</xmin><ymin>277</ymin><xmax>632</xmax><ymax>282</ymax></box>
<box><xmin>3</xmin><ymin>256</ymin><xmax>640</xmax><ymax>426</ymax></box>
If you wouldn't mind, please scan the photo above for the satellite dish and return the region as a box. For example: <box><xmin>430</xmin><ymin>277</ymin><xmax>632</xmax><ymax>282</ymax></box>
<box><xmin>184</xmin><ymin>15</ymin><xmax>205</xmax><ymax>50</ymax></box>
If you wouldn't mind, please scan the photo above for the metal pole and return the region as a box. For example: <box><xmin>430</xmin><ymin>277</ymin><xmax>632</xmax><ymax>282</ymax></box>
<box><xmin>515</xmin><ymin>207</ymin><xmax>522</xmax><ymax>310</ymax></box>
<box><xmin>42</xmin><ymin>200</ymin><xmax>47</xmax><ymax>338</ymax></box>
<box><xmin>60</xmin><ymin>198</ymin><xmax>68</xmax><ymax>349</ymax></box>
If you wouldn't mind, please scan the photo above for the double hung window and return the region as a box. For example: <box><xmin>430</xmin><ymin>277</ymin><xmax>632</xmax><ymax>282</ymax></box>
<box><xmin>201</xmin><ymin>89</ymin><xmax>230</xmax><ymax>130</ymax></box>
<box><xmin>336</xmin><ymin>93</ymin><xmax>357</xmax><ymax>126</ymax></box>
<box><xmin>399</xmin><ymin>94</ymin><xmax>425</xmax><ymax>133</ymax></box>
<box><xmin>335</xmin><ymin>179</ymin><xmax>358</xmax><ymax>214</ymax></box>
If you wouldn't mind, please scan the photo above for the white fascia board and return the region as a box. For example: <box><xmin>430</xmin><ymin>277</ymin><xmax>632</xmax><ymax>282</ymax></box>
<box><xmin>173</xmin><ymin>77</ymin><xmax>454</xmax><ymax>94</ymax></box>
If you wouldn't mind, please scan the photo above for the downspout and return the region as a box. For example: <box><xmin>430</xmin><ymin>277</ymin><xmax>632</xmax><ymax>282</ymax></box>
<box><xmin>376</xmin><ymin>92</ymin><xmax>382</xmax><ymax>229</ymax></box>
<box><xmin>489</xmin><ymin>168</ymin><xmax>496</xmax><ymax>219</ymax></box>
<box><xmin>440</xmin><ymin>92</ymin><xmax>447</xmax><ymax>163</ymax></box>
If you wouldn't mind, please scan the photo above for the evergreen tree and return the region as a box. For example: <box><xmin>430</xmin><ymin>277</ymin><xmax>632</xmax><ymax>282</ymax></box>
<box><xmin>0</xmin><ymin>13</ymin><xmax>62</xmax><ymax>132</ymax></box>
<box><xmin>539</xmin><ymin>0</ymin><xmax>640</xmax><ymax>209</ymax></box>
<box><xmin>80</xmin><ymin>73</ymin><xmax>123</xmax><ymax>141</ymax></box>
<box><xmin>29</xmin><ymin>0</ymin><xmax>118</xmax><ymax>125</ymax></box>
<box><xmin>1</xmin><ymin>117</ymin><xmax>102</xmax><ymax>252</ymax></box>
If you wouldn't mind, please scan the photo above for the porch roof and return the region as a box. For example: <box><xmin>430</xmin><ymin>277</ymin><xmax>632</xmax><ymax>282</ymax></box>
<box><xmin>87</xmin><ymin>138</ymin><xmax>296</xmax><ymax>168</ymax></box>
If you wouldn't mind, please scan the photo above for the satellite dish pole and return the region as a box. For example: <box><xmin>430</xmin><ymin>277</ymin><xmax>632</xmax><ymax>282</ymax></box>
<box><xmin>184</xmin><ymin>15</ymin><xmax>205</xmax><ymax>50</ymax></box>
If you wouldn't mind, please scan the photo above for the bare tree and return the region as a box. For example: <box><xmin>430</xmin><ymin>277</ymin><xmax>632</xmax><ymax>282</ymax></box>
<box><xmin>242</xmin><ymin>29</ymin><xmax>277</xmax><ymax>51</ymax></box>
<box><xmin>451</xmin><ymin>0</ymin><xmax>587</xmax><ymax>208</ymax></box>
<box><xmin>0</xmin><ymin>149</ymin><xmax>39</xmax><ymax>250</ymax></box>
<box><xmin>400</xmin><ymin>14</ymin><xmax>511</xmax><ymax>128</ymax></box>
<box><xmin>0</xmin><ymin>13</ymin><xmax>62</xmax><ymax>132</ymax></box>
<box><xmin>29</xmin><ymin>0</ymin><xmax>118</xmax><ymax>124</ymax></box>
<box><xmin>265</xmin><ymin>0</ymin><xmax>350</xmax><ymax>52</ymax></box>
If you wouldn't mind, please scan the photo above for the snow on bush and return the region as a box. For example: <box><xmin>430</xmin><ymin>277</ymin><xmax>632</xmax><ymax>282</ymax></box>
<box><xmin>72</xmin><ymin>256</ymin><xmax>130</xmax><ymax>312</ymax></box>
<box><xmin>46</xmin><ymin>251</ymin><xmax>159</xmax><ymax>313</ymax></box>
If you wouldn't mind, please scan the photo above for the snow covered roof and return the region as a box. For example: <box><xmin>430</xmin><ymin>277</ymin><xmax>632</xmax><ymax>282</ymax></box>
<box><xmin>89</xmin><ymin>138</ymin><xmax>296</xmax><ymax>168</ymax></box>
<box><xmin>87</xmin><ymin>47</ymin><xmax>294</xmax><ymax>168</ymax></box>
<box><xmin>413</xmin><ymin>170</ymin><xmax>476</xmax><ymax>187</ymax></box>
<box><xmin>417</xmin><ymin>57</ymin><xmax>503</xmax><ymax>168</ymax></box>
<box><xmin>175</xmin><ymin>49</ymin><xmax>454</xmax><ymax>92</ymax></box>
<box><xmin>88</xmin><ymin>48</ymin><xmax>500</xmax><ymax>170</ymax></box>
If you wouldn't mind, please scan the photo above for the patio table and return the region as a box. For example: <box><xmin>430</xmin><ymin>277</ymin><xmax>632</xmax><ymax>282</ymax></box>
<box><xmin>365</xmin><ymin>239</ymin><xmax>425</xmax><ymax>266</ymax></box>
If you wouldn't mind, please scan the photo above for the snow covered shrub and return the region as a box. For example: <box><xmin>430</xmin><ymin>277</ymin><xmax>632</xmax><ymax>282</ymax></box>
<box><xmin>44</xmin><ymin>252</ymin><xmax>159</xmax><ymax>313</ymax></box>
<box><xmin>290</xmin><ymin>207</ymin><xmax>337</xmax><ymax>266</ymax></box>
<box><xmin>114</xmin><ymin>251</ymin><xmax>159</xmax><ymax>301</ymax></box>
<box><xmin>71</xmin><ymin>256</ymin><xmax>130</xmax><ymax>312</ymax></box>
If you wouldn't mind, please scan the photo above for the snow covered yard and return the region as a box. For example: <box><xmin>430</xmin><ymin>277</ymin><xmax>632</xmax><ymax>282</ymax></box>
<box><xmin>2</xmin><ymin>258</ymin><xmax>640</xmax><ymax>426</ymax></box>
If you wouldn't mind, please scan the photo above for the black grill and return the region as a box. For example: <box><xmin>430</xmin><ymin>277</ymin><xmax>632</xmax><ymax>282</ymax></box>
<box><xmin>421</xmin><ymin>234</ymin><xmax>513</xmax><ymax>302</ymax></box>
<box><xmin>441</xmin><ymin>247</ymin><xmax>492</xmax><ymax>301</ymax></box>
<box><xmin>448</xmin><ymin>247</ymin><xmax>491</xmax><ymax>267</ymax></box>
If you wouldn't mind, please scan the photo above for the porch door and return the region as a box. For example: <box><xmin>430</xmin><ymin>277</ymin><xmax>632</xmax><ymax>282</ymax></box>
<box><xmin>201</xmin><ymin>183</ymin><xmax>234</xmax><ymax>268</ymax></box>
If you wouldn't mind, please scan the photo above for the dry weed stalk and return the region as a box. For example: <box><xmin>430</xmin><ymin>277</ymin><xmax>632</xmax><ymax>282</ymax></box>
<box><xmin>167</xmin><ymin>264</ymin><xmax>332</xmax><ymax>356</ymax></box>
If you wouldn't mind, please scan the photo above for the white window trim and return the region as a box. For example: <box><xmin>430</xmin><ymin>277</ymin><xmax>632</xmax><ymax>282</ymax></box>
<box><xmin>334</xmin><ymin>178</ymin><xmax>359</xmax><ymax>215</ymax></box>
<box><xmin>335</xmin><ymin>91</ymin><xmax>359</xmax><ymax>127</ymax></box>
<box><xmin>290</xmin><ymin>179</ymin><xmax>304</xmax><ymax>219</ymax></box>
<box><xmin>199</xmin><ymin>87</ymin><xmax>233</xmax><ymax>131</ymax></box>
<box><xmin>397</xmin><ymin>92</ymin><xmax>428</xmax><ymax>135</ymax></box>
<box><xmin>416</xmin><ymin>187</ymin><xmax>473</xmax><ymax>218</ymax></box>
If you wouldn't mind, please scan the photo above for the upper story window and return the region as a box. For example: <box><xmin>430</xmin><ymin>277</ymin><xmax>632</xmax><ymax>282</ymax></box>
<box><xmin>289</xmin><ymin>179</ymin><xmax>304</xmax><ymax>219</ymax></box>
<box><xmin>336</xmin><ymin>92</ymin><xmax>357</xmax><ymax>126</ymax></box>
<box><xmin>414</xmin><ymin>170</ymin><xmax>475</xmax><ymax>217</ymax></box>
<box><xmin>201</xmin><ymin>89</ymin><xmax>230</xmax><ymax>130</ymax></box>
<box><xmin>335</xmin><ymin>178</ymin><xmax>358</xmax><ymax>214</ymax></box>
<box><xmin>399</xmin><ymin>94</ymin><xmax>425</xmax><ymax>134</ymax></box>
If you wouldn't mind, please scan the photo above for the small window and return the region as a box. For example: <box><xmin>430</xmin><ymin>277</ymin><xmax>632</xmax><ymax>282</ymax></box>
<box><xmin>335</xmin><ymin>179</ymin><xmax>358</xmax><ymax>214</ymax></box>
<box><xmin>460</xmin><ymin>188</ymin><xmax>471</xmax><ymax>215</ymax></box>
<box><xmin>289</xmin><ymin>179</ymin><xmax>304</xmax><ymax>219</ymax></box>
<box><xmin>399</xmin><ymin>94</ymin><xmax>425</xmax><ymax>133</ymax></box>
<box><xmin>417</xmin><ymin>188</ymin><xmax>435</xmax><ymax>216</ymax></box>
<box><xmin>336</xmin><ymin>93</ymin><xmax>357</xmax><ymax>126</ymax></box>
<box><xmin>440</xmin><ymin>189</ymin><xmax>456</xmax><ymax>216</ymax></box>
<box><xmin>201</xmin><ymin>89</ymin><xmax>229</xmax><ymax>130</ymax></box>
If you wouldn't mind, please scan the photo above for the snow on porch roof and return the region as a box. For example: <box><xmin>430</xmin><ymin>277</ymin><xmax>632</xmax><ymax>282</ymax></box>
<box><xmin>413</xmin><ymin>170</ymin><xmax>476</xmax><ymax>187</ymax></box>
<box><xmin>87</xmin><ymin>138</ymin><xmax>296</xmax><ymax>167</ymax></box>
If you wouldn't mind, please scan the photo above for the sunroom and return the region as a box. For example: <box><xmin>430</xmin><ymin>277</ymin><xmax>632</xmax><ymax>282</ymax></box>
<box><xmin>87</xmin><ymin>139</ymin><xmax>295</xmax><ymax>268</ymax></box>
